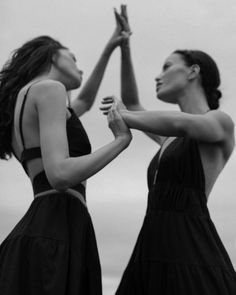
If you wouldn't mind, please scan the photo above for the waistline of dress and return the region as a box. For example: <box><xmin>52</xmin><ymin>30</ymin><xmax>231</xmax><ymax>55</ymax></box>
<box><xmin>34</xmin><ymin>188</ymin><xmax>87</xmax><ymax>208</ymax></box>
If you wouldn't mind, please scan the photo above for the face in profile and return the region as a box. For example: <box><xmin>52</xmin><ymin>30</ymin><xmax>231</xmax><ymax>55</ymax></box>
<box><xmin>53</xmin><ymin>49</ymin><xmax>83</xmax><ymax>90</ymax></box>
<box><xmin>155</xmin><ymin>53</ymin><xmax>192</xmax><ymax>104</ymax></box>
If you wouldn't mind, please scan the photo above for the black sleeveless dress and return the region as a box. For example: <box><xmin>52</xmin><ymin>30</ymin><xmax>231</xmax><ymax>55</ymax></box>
<box><xmin>116</xmin><ymin>136</ymin><xmax>236</xmax><ymax>294</ymax></box>
<box><xmin>0</xmin><ymin>84</ymin><xmax>102</xmax><ymax>294</ymax></box>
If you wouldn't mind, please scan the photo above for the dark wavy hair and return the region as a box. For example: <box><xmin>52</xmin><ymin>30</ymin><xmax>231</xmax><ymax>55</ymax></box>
<box><xmin>174</xmin><ymin>50</ymin><xmax>221</xmax><ymax>110</ymax></box>
<box><xmin>0</xmin><ymin>35</ymin><xmax>66</xmax><ymax>160</ymax></box>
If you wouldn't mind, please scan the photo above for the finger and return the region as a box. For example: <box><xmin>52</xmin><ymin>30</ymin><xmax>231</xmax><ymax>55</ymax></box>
<box><xmin>114</xmin><ymin>10</ymin><xmax>129</xmax><ymax>32</ymax></box>
<box><xmin>101</xmin><ymin>98</ymin><xmax>114</xmax><ymax>104</ymax></box>
<box><xmin>118</xmin><ymin>14</ymin><xmax>129</xmax><ymax>32</ymax></box>
<box><xmin>121</xmin><ymin>5</ymin><xmax>128</xmax><ymax>21</ymax></box>
<box><xmin>99</xmin><ymin>107</ymin><xmax>112</xmax><ymax>114</ymax></box>
<box><xmin>101</xmin><ymin>104</ymin><xmax>112</xmax><ymax>108</ymax></box>
<box><xmin>101</xmin><ymin>101</ymin><xmax>113</xmax><ymax>106</ymax></box>
<box><xmin>114</xmin><ymin>9</ymin><xmax>123</xmax><ymax>29</ymax></box>
<box><xmin>99</xmin><ymin>106</ymin><xmax>111</xmax><ymax>111</ymax></box>
<box><xmin>121</xmin><ymin>5</ymin><xmax>131</xmax><ymax>32</ymax></box>
<box><xmin>102</xmin><ymin>96</ymin><xmax>115</xmax><ymax>101</ymax></box>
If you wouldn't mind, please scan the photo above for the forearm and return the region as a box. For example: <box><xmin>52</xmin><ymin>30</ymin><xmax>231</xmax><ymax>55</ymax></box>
<box><xmin>75</xmin><ymin>44</ymin><xmax>114</xmax><ymax>110</ymax></box>
<box><xmin>52</xmin><ymin>137</ymin><xmax>130</xmax><ymax>190</ymax></box>
<box><xmin>121</xmin><ymin>110</ymin><xmax>185</xmax><ymax>137</ymax></box>
<box><xmin>121</xmin><ymin>41</ymin><xmax>141</xmax><ymax>108</ymax></box>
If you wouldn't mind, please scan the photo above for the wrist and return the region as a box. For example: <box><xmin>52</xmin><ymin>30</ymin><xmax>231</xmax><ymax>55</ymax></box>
<box><xmin>115</xmin><ymin>134</ymin><xmax>132</xmax><ymax>148</ymax></box>
<box><xmin>121</xmin><ymin>40</ymin><xmax>131</xmax><ymax>52</ymax></box>
<box><xmin>119</xmin><ymin>110</ymin><xmax>133</xmax><ymax>129</ymax></box>
<box><xmin>119</xmin><ymin>109</ymin><xmax>129</xmax><ymax>121</ymax></box>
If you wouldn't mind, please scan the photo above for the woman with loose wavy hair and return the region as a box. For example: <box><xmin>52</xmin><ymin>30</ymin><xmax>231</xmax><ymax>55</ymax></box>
<box><xmin>0</xmin><ymin>12</ymin><xmax>132</xmax><ymax>295</ymax></box>
<box><xmin>0</xmin><ymin>36</ymin><xmax>66</xmax><ymax>160</ymax></box>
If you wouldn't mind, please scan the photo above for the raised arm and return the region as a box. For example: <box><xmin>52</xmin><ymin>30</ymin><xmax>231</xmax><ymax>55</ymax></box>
<box><xmin>71</xmin><ymin>10</ymin><xmax>129</xmax><ymax>117</ymax></box>
<box><xmin>119</xmin><ymin>6</ymin><xmax>140</xmax><ymax>110</ymax></box>
<box><xmin>117</xmin><ymin>5</ymin><xmax>165</xmax><ymax>145</ymax></box>
<box><xmin>34</xmin><ymin>81</ymin><xmax>132</xmax><ymax>191</ymax></box>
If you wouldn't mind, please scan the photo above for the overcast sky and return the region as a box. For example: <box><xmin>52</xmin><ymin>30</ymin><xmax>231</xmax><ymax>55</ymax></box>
<box><xmin>1</xmin><ymin>0</ymin><xmax>236</xmax><ymax>294</ymax></box>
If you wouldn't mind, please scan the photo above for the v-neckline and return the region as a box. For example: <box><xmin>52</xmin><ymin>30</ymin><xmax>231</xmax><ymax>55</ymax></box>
<box><xmin>157</xmin><ymin>137</ymin><xmax>178</xmax><ymax>167</ymax></box>
<box><xmin>152</xmin><ymin>137</ymin><xmax>179</xmax><ymax>186</ymax></box>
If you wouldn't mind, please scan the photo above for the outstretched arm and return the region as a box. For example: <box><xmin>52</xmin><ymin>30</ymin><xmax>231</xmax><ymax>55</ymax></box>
<box><xmin>120</xmin><ymin>109</ymin><xmax>234</xmax><ymax>143</ymax></box>
<box><xmin>71</xmin><ymin>10</ymin><xmax>129</xmax><ymax>117</ymax></box>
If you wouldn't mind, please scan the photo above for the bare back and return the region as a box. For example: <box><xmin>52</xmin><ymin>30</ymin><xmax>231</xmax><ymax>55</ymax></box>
<box><xmin>11</xmin><ymin>82</ymin><xmax>72</xmax><ymax>182</ymax></box>
<box><xmin>198</xmin><ymin>137</ymin><xmax>234</xmax><ymax>198</ymax></box>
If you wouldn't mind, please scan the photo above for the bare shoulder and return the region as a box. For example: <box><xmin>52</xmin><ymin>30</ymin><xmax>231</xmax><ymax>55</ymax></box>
<box><xmin>30</xmin><ymin>80</ymin><xmax>66</xmax><ymax>103</ymax></box>
<box><xmin>206</xmin><ymin>110</ymin><xmax>235</xmax><ymax>157</ymax></box>
<box><xmin>207</xmin><ymin>110</ymin><xmax>234</xmax><ymax>134</ymax></box>
<box><xmin>24</xmin><ymin>80</ymin><xmax>68</xmax><ymax>123</ymax></box>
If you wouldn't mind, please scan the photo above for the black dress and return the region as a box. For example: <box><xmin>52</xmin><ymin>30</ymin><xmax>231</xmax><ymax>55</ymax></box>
<box><xmin>0</xmin><ymin>84</ymin><xmax>102</xmax><ymax>294</ymax></box>
<box><xmin>115</xmin><ymin>136</ymin><xmax>236</xmax><ymax>294</ymax></box>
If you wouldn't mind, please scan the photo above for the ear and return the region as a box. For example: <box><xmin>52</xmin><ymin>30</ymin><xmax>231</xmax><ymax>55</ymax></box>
<box><xmin>52</xmin><ymin>52</ymin><xmax>59</xmax><ymax>64</ymax></box>
<box><xmin>188</xmin><ymin>64</ymin><xmax>200</xmax><ymax>80</ymax></box>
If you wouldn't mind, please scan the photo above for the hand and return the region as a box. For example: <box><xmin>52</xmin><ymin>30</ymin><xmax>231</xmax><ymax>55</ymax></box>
<box><xmin>100</xmin><ymin>96</ymin><xmax>127</xmax><ymax>115</ymax></box>
<box><xmin>107</xmin><ymin>102</ymin><xmax>132</xmax><ymax>145</ymax></box>
<box><xmin>106</xmin><ymin>7</ymin><xmax>132</xmax><ymax>51</ymax></box>
<box><xmin>119</xmin><ymin>5</ymin><xmax>132</xmax><ymax>48</ymax></box>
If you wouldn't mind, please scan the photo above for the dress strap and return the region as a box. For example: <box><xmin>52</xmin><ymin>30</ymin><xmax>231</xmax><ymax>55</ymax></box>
<box><xmin>19</xmin><ymin>80</ymin><xmax>42</xmax><ymax>149</ymax></box>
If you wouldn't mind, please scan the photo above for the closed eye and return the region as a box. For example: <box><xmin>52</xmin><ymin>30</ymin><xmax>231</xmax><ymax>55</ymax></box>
<box><xmin>162</xmin><ymin>62</ymin><xmax>171</xmax><ymax>71</ymax></box>
<box><xmin>71</xmin><ymin>54</ymin><xmax>77</xmax><ymax>62</ymax></box>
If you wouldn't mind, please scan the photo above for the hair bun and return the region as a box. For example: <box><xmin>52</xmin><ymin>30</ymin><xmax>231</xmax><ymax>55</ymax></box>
<box><xmin>207</xmin><ymin>88</ymin><xmax>222</xmax><ymax>110</ymax></box>
<box><xmin>212</xmin><ymin>89</ymin><xmax>222</xmax><ymax>100</ymax></box>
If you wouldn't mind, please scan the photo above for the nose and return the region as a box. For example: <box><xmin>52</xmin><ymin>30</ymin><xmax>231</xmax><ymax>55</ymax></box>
<box><xmin>155</xmin><ymin>75</ymin><xmax>161</xmax><ymax>83</ymax></box>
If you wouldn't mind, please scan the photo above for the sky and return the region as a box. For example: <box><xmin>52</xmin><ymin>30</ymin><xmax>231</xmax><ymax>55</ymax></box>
<box><xmin>1</xmin><ymin>0</ymin><xmax>236</xmax><ymax>294</ymax></box>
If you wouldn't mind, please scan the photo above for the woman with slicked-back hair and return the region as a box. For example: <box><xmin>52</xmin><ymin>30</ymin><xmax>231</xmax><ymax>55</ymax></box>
<box><xmin>0</xmin><ymin>12</ymin><xmax>132</xmax><ymax>295</ymax></box>
<box><xmin>101</xmin><ymin>5</ymin><xmax>236</xmax><ymax>294</ymax></box>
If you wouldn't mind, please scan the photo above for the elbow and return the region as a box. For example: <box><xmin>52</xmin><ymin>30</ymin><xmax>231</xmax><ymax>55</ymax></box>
<box><xmin>46</xmin><ymin>166</ymin><xmax>72</xmax><ymax>192</ymax></box>
<box><xmin>47</xmin><ymin>167</ymin><xmax>86</xmax><ymax>192</ymax></box>
<box><xmin>48</xmin><ymin>174</ymin><xmax>70</xmax><ymax>192</ymax></box>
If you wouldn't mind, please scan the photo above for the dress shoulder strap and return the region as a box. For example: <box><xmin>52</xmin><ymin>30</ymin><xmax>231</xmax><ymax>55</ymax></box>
<box><xmin>18</xmin><ymin>80</ymin><xmax>42</xmax><ymax>148</ymax></box>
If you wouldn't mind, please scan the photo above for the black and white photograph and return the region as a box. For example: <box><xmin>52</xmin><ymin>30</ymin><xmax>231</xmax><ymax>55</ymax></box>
<box><xmin>0</xmin><ymin>0</ymin><xmax>236</xmax><ymax>294</ymax></box>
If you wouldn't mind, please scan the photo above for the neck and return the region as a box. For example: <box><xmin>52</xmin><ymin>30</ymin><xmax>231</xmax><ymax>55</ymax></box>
<box><xmin>30</xmin><ymin>66</ymin><xmax>66</xmax><ymax>87</ymax></box>
<box><xmin>177</xmin><ymin>86</ymin><xmax>210</xmax><ymax>115</ymax></box>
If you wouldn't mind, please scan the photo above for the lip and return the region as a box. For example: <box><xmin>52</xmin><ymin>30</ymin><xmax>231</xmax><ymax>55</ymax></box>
<box><xmin>78</xmin><ymin>74</ymin><xmax>83</xmax><ymax>83</ymax></box>
<box><xmin>156</xmin><ymin>83</ymin><xmax>163</xmax><ymax>92</ymax></box>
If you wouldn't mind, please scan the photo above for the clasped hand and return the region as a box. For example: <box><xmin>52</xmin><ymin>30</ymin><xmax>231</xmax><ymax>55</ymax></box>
<box><xmin>107</xmin><ymin>4</ymin><xmax>132</xmax><ymax>50</ymax></box>
<box><xmin>100</xmin><ymin>96</ymin><xmax>132</xmax><ymax>144</ymax></box>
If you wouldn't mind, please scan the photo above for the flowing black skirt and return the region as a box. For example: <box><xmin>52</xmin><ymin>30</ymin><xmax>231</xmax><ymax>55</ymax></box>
<box><xmin>0</xmin><ymin>192</ymin><xmax>102</xmax><ymax>295</ymax></box>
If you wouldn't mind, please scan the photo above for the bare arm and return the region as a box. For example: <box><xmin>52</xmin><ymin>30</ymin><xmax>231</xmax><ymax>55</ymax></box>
<box><xmin>34</xmin><ymin>81</ymin><xmax>131</xmax><ymax>191</ymax></box>
<box><xmin>118</xmin><ymin>5</ymin><xmax>165</xmax><ymax>145</ymax></box>
<box><xmin>71</xmin><ymin>11</ymin><xmax>129</xmax><ymax>117</ymax></box>
<box><xmin>120</xmin><ymin>109</ymin><xmax>234</xmax><ymax>142</ymax></box>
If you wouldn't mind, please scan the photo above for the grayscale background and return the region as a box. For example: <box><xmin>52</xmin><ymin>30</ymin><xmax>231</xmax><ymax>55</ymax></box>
<box><xmin>1</xmin><ymin>0</ymin><xmax>236</xmax><ymax>294</ymax></box>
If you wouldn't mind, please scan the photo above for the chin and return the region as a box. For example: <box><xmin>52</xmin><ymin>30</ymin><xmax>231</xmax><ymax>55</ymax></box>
<box><xmin>69</xmin><ymin>78</ymin><xmax>82</xmax><ymax>90</ymax></box>
<box><xmin>157</xmin><ymin>90</ymin><xmax>177</xmax><ymax>104</ymax></box>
